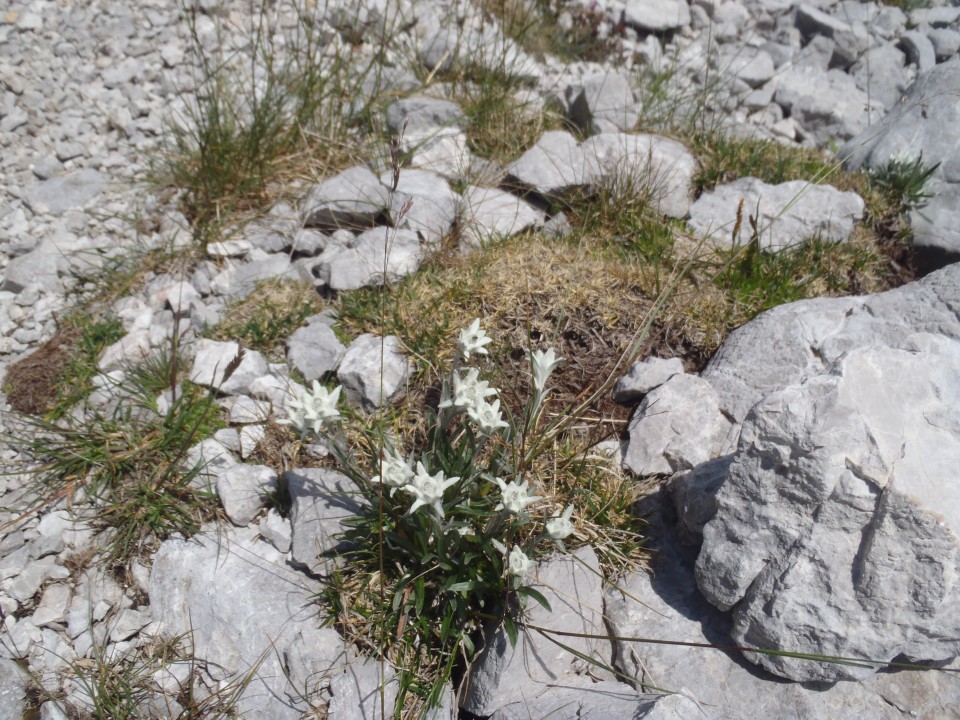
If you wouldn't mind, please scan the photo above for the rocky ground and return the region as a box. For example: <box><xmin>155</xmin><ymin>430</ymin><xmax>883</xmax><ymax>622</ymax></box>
<box><xmin>1</xmin><ymin>0</ymin><xmax>959</xmax><ymax>718</ymax></box>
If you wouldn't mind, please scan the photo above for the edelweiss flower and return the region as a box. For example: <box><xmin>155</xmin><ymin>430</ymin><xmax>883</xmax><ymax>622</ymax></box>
<box><xmin>467</xmin><ymin>398</ymin><xmax>509</xmax><ymax>436</ymax></box>
<box><xmin>530</xmin><ymin>348</ymin><xmax>563</xmax><ymax>393</ymax></box>
<box><xmin>507</xmin><ymin>545</ymin><xmax>534</xmax><ymax>578</ymax></box>
<box><xmin>546</xmin><ymin>504</ymin><xmax>575</xmax><ymax>541</ymax></box>
<box><xmin>371</xmin><ymin>448</ymin><xmax>414</xmax><ymax>489</ymax></box>
<box><xmin>281</xmin><ymin>382</ymin><xmax>342</xmax><ymax>436</ymax></box>
<box><xmin>402</xmin><ymin>462</ymin><xmax>460</xmax><ymax>519</ymax></box>
<box><xmin>494</xmin><ymin>477</ymin><xmax>540</xmax><ymax>515</ymax></box>
<box><xmin>439</xmin><ymin>368</ymin><xmax>497</xmax><ymax>413</ymax></box>
<box><xmin>458</xmin><ymin>319</ymin><xmax>492</xmax><ymax>361</ymax></box>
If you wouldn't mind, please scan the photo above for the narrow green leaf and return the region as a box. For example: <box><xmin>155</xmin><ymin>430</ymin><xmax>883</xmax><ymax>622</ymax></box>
<box><xmin>517</xmin><ymin>586</ymin><xmax>552</xmax><ymax>612</ymax></box>
<box><xmin>503</xmin><ymin>615</ymin><xmax>518</xmax><ymax>648</ymax></box>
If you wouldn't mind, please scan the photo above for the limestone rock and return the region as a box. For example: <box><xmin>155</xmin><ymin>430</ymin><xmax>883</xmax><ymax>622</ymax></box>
<box><xmin>842</xmin><ymin>59</ymin><xmax>960</xmax><ymax>269</ymax></box>
<box><xmin>623</xmin><ymin>373</ymin><xmax>734</xmax><ymax>477</ymax></box>
<box><xmin>189</xmin><ymin>339</ymin><xmax>269</xmax><ymax>396</ymax></box>
<box><xmin>688</xmin><ymin>177</ymin><xmax>864</xmax><ymax>252</ymax></box>
<box><xmin>301</xmin><ymin>166</ymin><xmax>391</xmax><ymax>232</ymax></box>
<box><xmin>581</xmin><ymin>133</ymin><xmax>699</xmax><ymax>219</ymax></box>
<box><xmin>216</xmin><ymin>464</ymin><xmax>277</xmax><ymax>526</ymax></box>
<box><xmin>337</xmin><ymin>334</ymin><xmax>411</xmax><ymax>411</ymax></box>
<box><xmin>462</xmin><ymin>546</ymin><xmax>613</xmax><ymax>717</ymax></box>
<box><xmin>23</xmin><ymin>169</ymin><xmax>109</xmax><ymax>215</ymax></box>
<box><xmin>701</xmin><ymin>263</ymin><xmax>960</xmax><ymax>424</ymax></box>
<box><xmin>381</xmin><ymin>169</ymin><xmax>457</xmax><ymax>247</ymax></box>
<box><xmin>458</xmin><ymin>186</ymin><xmax>543</xmax><ymax>250</ymax></box>
<box><xmin>506</xmin><ymin>130</ymin><xmax>587</xmax><ymax>197</ymax></box>
<box><xmin>286</xmin><ymin>320</ymin><xmax>346</xmax><ymax>382</ymax></box>
<box><xmin>149</xmin><ymin>528</ymin><xmax>326</xmax><ymax>719</ymax></box>
<box><xmin>696</xmin><ymin>339</ymin><xmax>960</xmax><ymax>682</ymax></box>
<box><xmin>284</xmin><ymin>468</ymin><xmax>367</xmax><ymax>575</ymax></box>
<box><xmin>312</xmin><ymin>227</ymin><xmax>422</xmax><ymax>291</ymax></box>
<box><xmin>623</xmin><ymin>0</ymin><xmax>691</xmax><ymax>32</ymax></box>
<box><xmin>613</xmin><ymin>356</ymin><xmax>684</xmax><ymax>404</ymax></box>
<box><xmin>568</xmin><ymin>72</ymin><xmax>638</xmax><ymax>134</ymax></box>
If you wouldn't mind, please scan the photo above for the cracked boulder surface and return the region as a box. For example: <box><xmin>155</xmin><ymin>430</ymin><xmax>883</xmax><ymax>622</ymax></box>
<box><xmin>695</xmin><ymin>336</ymin><xmax>960</xmax><ymax>682</ymax></box>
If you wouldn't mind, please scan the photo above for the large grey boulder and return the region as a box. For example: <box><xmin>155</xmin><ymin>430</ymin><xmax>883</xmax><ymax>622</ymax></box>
<box><xmin>386</xmin><ymin>96</ymin><xmax>471</xmax><ymax>179</ymax></box>
<box><xmin>696</xmin><ymin>337</ymin><xmax>960</xmax><ymax>682</ymax></box>
<box><xmin>842</xmin><ymin>59</ymin><xmax>960</xmax><ymax>270</ymax></box>
<box><xmin>487</xmin><ymin>677</ymin><xmax>674</xmax><ymax>720</ymax></box>
<box><xmin>149</xmin><ymin>528</ymin><xmax>328</xmax><ymax>720</ymax></box>
<box><xmin>216</xmin><ymin>464</ymin><xmax>278</xmax><ymax>526</ymax></box>
<box><xmin>311</xmin><ymin>227</ymin><xmax>422</xmax><ymax>292</ymax></box>
<box><xmin>0</xmin><ymin>658</ymin><xmax>27</xmax><ymax>718</ymax></box>
<box><xmin>462</xmin><ymin>546</ymin><xmax>613</xmax><ymax>717</ymax></box>
<box><xmin>687</xmin><ymin>177</ymin><xmax>865</xmax><ymax>252</ymax></box>
<box><xmin>701</xmin><ymin>262</ymin><xmax>960</xmax><ymax>424</ymax></box>
<box><xmin>607</xmin><ymin>532</ymin><xmax>960</xmax><ymax>718</ymax></box>
<box><xmin>850</xmin><ymin>44</ymin><xmax>910</xmax><ymax>111</ymax></box>
<box><xmin>337</xmin><ymin>334</ymin><xmax>411</xmax><ymax>411</ymax></box>
<box><xmin>581</xmin><ymin>133</ymin><xmax>699</xmax><ymax>219</ymax></box>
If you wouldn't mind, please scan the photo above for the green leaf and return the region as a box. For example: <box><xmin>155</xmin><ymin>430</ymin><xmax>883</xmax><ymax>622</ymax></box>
<box><xmin>503</xmin><ymin>615</ymin><xmax>518</xmax><ymax>648</ymax></box>
<box><xmin>413</xmin><ymin>577</ymin><xmax>425</xmax><ymax>615</ymax></box>
<box><xmin>446</xmin><ymin>581</ymin><xmax>475</xmax><ymax>593</ymax></box>
<box><xmin>461</xmin><ymin>632</ymin><xmax>475</xmax><ymax>657</ymax></box>
<box><xmin>517</xmin><ymin>586</ymin><xmax>552</xmax><ymax>612</ymax></box>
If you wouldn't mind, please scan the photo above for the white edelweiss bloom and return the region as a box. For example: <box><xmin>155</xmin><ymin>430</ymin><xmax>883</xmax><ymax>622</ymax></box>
<box><xmin>467</xmin><ymin>398</ymin><xmax>509</xmax><ymax>436</ymax></box>
<box><xmin>402</xmin><ymin>462</ymin><xmax>460</xmax><ymax>519</ymax></box>
<box><xmin>530</xmin><ymin>348</ymin><xmax>563</xmax><ymax>393</ymax></box>
<box><xmin>281</xmin><ymin>382</ymin><xmax>342</xmax><ymax>436</ymax></box>
<box><xmin>439</xmin><ymin>368</ymin><xmax>497</xmax><ymax>412</ymax></box>
<box><xmin>546</xmin><ymin>504</ymin><xmax>575</xmax><ymax>541</ymax></box>
<box><xmin>494</xmin><ymin>477</ymin><xmax>540</xmax><ymax>515</ymax></box>
<box><xmin>371</xmin><ymin>448</ymin><xmax>414</xmax><ymax>489</ymax></box>
<box><xmin>458</xmin><ymin>319</ymin><xmax>493</xmax><ymax>361</ymax></box>
<box><xmin>507</xmin><ymin>545</ymin><xmax>534</xmax><ymax>578</ymax></box>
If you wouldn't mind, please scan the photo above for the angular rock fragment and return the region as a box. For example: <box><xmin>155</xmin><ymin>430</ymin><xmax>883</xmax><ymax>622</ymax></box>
<box><xmin>337</xmin><ymin>334</ymin><xmax>411</xmax><ymax>411</ymax></box>
<box><xmin>301</xmin><ymin>166</ymin><xmax>391</xmax><ymax>232</ymax></box>
<box><xmin>687</xmin><ymin>177</ymin><xmax>864</xmax><ymax>252</ymax></box>
<box><xmin>311</xmin><ymin>227</ymin><xmax>422</xmax><ymax>291</ymax></box>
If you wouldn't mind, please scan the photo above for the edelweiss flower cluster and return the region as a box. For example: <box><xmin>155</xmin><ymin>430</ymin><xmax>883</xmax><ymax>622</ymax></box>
<box><xmin>281</xmin><ymin>381</ymin><xmax>342</xmax><ymax>436</ymax></box>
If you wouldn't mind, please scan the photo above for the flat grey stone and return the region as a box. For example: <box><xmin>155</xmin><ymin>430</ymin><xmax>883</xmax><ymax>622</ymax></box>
<box><xmin>337</xmin><ymin>333</ymin><xmax>411</xmax><ymax>411</ymax></box>
<box><xmin>489</xmin><ymin>678</ymin><xmax>657</xmax><ymax>720</ymax></box>
<box><xmin>386</xmin><ymin>95</ymin><xmax>464</xmax><ymax>138</ymax></box>
<box><xmin>284</xmin><ymin>468</ymin><xmax>367</xmax><ymax>575</ymax></box>
<box><xmin>0</xmin><ymin>658</ymin><xmax>27</xmax><ymax>718</ymax></box>
<box><xmin>23</xmin><ymin>169</ymin><xmax>108</xmax><ymax>215</ymax></box>
<box><xmin>286</xmin><ymin>318</ymin><xmax>346</xmax><ymax>381</ymax></box>
<box><xmin>568</xmin><ymin>72</ymin><xmax>638</xmax><ymax>134</ymax></box>
<box><xmin>301</xmin><ymin>166</ymin><xmax>391</xmax><ymax>232</ymax></box>
<box><xmin>506</xmin><ymin>130</ymin><xmax>587</xmax><ymax>197</ymax></box>
<box><xmin>0</xmin><ymin>241</ymin><xmax>62</xmax><ymax>293</ymax></box>
<box><xmin>189</xmin><ymin>339</ymin><xmax>269</xmax><ymax>396</ymax></box>
<box><xmin>258</xmin><ymin>509</ymin><xmax>291</xmax><ymax>553</ymax></box>
<box><xmin>841</xmin><ymin>58</ymin><xmax>960</xmax><ymax>269</ymax></box>
<box><xmin>697</xmin><ymin>339</ymin><xmax>960</xmax><ymax>682</ymax></box>
<box><xmin>149</xmin><ymin>527</ymin><xmax>325</xmax><ymax>720</ymax></box>
<box><xmin>216</xmin><ymin>464</ymin><xmax>277</xmax><ymax>526</ymax></box>
<box><xmin>795</xmin><ymin>3</ymin><xmax>852</xmax><ymax>39</ymax></box>
<box><xmin>462</xmin><ymin>546</ymin><xmax>613</xmax><ymax>717</ymax></box>
<box><xmin>688</xmin><ymin>177</ymin><xmax>864</xmax><ymax>252</ymax></box>
<box><xmin>458</xmin><ymin>185</ymin><xmax>543</xmax><ymax>250</ymax></box>
<box><xmin>719</xmin><ymin>47</ymin><xmax>775</xmax><ymax>88</ymax></box>
<box><xmin>623</xmin><ymin>373</ymin><xmax>734</xmax><ymax>477</ymax></box>
<box><xmin>327</xmin><ymin>657</ymin><xmax>399</xmax><ymax>720</ymax></box>
<box><xmin>312</xmin><ymin>227</ymin><xmax>422</xmax><ymax>291</ymax></box>
<box><xmin>581</xmin><ymin>133</ymin><xmax>699</xmax><ymax>219</ymax></box>
<box><xmin>622</xmin><ymin>0</ymin><xmax>691</xmax><ymax>31</ymax></box>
